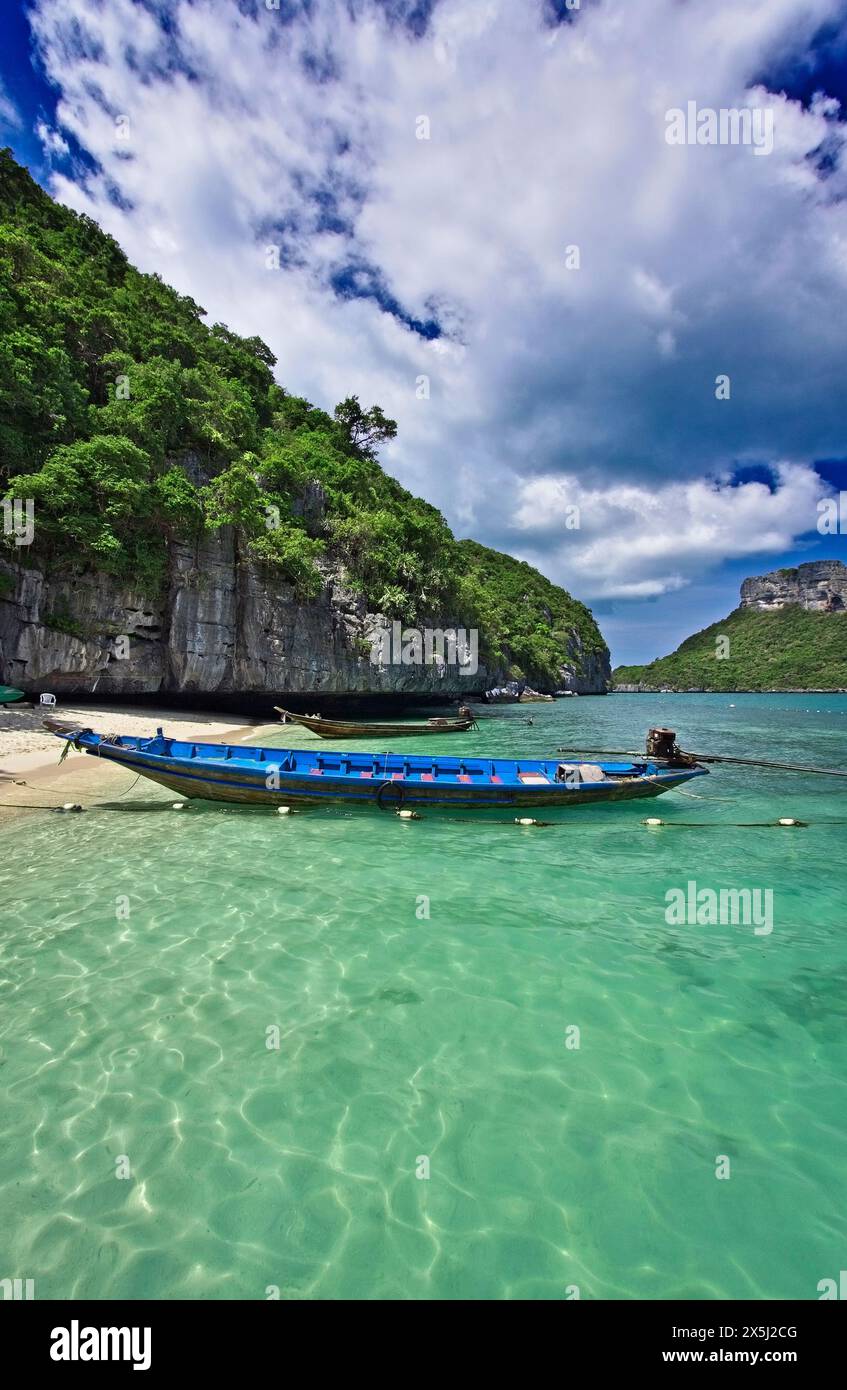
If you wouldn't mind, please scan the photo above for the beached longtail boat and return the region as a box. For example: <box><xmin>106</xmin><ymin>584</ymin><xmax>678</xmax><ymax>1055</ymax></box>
<box><xmin>274</xmin><ymin>707</ymin><xmax>477</xmax><ymax>738</ymax></box>
<box><xmin>45</xmin><ymin>720</ymin><xmax>708</xmax><ymax>814</ymax></box>
<box><xmin>0</xmin><ymin>685</ymin><xmax>25</xmax><ymax>704</ymax></box>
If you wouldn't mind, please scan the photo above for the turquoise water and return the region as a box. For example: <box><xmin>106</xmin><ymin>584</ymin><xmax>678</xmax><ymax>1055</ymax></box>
<box><xmin>1</xmin><ymin>693</ymin><xmax>846</xmax><ymax>1300</ymax></box>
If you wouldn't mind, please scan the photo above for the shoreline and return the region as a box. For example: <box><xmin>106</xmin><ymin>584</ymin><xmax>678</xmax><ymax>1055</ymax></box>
<box><xmin>0</xmin><ymin>702</ymin><xmax>268</xmax><ymax>782</ymax></box>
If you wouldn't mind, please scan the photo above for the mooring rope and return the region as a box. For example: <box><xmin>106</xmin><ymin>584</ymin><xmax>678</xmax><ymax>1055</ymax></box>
<box><xmin>0</xmin><ymin>768</ymin><xmax>144</xmax><ymax>810</ymax></box>
<box><xmin>672</xmin><ymin>787</ymin><xmax>737</xmax><ymax>801</ymax></box>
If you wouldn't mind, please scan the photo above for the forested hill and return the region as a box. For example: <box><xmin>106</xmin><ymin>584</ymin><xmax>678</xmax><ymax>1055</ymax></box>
<box><xmin>0</xmin><ymin>149</ymin><xmax>607</xmax><ymax>691</ymax></box>
<box><xmin>613</xmin><ymin>605</ymin><xmax>847</xmax><ymax>692</ymax></box>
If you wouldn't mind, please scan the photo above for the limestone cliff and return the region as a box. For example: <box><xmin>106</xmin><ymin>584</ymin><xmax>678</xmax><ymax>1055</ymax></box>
<box><xmin>740</xmin><ymin>561</ymin><xmax>847</xmax><ymax>612</ymax></box>
<box><xmin>0</xmin><ymin>531</ymin><xmax>611</xmax><ymax>704</ymax></box>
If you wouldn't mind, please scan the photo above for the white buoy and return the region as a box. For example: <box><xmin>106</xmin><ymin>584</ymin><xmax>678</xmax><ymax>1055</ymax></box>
<box><xmin>397</xmin><ymin>808</ymin><xmax>420</xmax><ymax>820</ymax></box>
<box><xmin>643</xmin><ymin>817</ymin><xmax>664</xmax><ymax>826</ymax></box>
<box><xmin>515</xmin><ymin>817</ymin><xmax>539</xmax><ymax>826</ymax></box>
<box><xmin>778</xmin><ymin>817</ymin><xmax>798</xmax><ymax>826</ymax></box>
<box><xmin>171</xmin><ymin>802</ymin><xmax>186</xmax><ymax>811</ymax></box>
<box><xmin>276</xmin><ymin>806</ymin><xmax>292</xmax><ymax>815</ymax></box>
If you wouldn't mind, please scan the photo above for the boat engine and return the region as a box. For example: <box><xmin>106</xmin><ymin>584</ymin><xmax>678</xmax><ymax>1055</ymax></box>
<box><xmin>646</xmin><ymin>728</ymin><xmax>696</xmax><ymax>765</ymax></box>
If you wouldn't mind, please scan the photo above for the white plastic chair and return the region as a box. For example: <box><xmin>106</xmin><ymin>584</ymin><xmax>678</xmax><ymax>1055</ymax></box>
<box><xmin>39</xmin><ymin>693</ymin><xmax>57</xmax><ymax>707</ymax></box>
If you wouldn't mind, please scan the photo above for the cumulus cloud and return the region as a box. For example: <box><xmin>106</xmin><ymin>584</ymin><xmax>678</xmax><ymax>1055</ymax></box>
<box><xmin>511</xmin><ymin>461</ymin><xmax>832</xmax><ymax>598</ymax></box>
<box><xmin>24</xmin><ymin>0</ymin><xmax>847</xmax><ymax>600</ymax></box>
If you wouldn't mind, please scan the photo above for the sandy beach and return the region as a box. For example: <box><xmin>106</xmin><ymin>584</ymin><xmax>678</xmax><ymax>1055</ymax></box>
<box><xmin>0</xmin><ymin>701</ymin><xmax>268</xmax><ymax>788</ymax></box>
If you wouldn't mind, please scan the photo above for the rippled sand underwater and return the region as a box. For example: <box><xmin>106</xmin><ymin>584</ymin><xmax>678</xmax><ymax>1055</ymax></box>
<box><xmin>1</xmin><ymin>694</ymin><xmax>846</xmax><ymax>1300</ymax></box>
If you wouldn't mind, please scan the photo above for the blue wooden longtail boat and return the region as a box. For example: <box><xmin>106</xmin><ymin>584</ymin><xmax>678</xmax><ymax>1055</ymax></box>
<box><xmin>45</xmin><ymin>720</ymin><xmax>708</xmax><ymax>814</ymax></box>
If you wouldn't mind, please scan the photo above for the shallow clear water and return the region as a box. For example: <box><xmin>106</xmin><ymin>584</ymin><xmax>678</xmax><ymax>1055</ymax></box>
<box><xmin>1</xmin><ymin>693</ymin><xmax>846</xmax><ymax>1300</ymax></box>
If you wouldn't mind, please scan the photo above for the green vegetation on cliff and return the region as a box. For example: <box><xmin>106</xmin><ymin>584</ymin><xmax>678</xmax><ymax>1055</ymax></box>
<box><xmin>0</xmin><ymin>149</ymin><xmax>606</xmax><ymax>687</ymax></box>
<box><xmin>455</xmin><ymin>540</ymin><xmax>605</xmax><ymax>683</ymax></box>
<box><xmin>613</xmin><ymin>605</ymin><xmax>847</xmax><ymax>691</ymax></box>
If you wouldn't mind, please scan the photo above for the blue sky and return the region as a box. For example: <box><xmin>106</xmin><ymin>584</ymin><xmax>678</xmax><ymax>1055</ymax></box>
<box><xmin>2</xmin><ymin>0</ymin><xmax>847</xmax><ymax>666</ymax></box>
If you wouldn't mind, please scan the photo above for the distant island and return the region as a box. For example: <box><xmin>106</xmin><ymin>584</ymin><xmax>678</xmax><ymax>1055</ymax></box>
<box><xmin>613</xmin><ymin>561</ymin><xmax>847</xmax><ymax>693</ymax></box>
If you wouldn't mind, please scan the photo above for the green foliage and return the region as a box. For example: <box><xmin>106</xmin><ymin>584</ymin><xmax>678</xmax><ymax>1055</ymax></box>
<box><xmin>153</xmin><ymin>466</ymin><xmax>204</xmax><ymax>536</ymax></box>
<box><xmin>43</xmin><ymin>604</ymin><xmax>86</xmax><ymax>639</ymax></box>
<box><xmin>455</xmin><ymin>540</ymin><xmax>606</xmax><ymax>688</ymax></box>
<box><xmin>200</xmin><ymin>461</ymin><xmax>267</xmax><ymax>532</ymax></box>
<box><xmin>613</xmin><ymin>605</ymin><xmax>847</xmax><ymax>691</ymax></box>
<box><xmin>333</xmin><ymin>395</ymin><xmax>397</xmax><ymax>457</ymax></box>
<box><xmin>0</xmin><ymin>147</ymin><xmax>606</xmax><ymax>678</ymax></box>
<box><xmin>8</xmin><ymin>436</ymin><xmax>168</xmax><ymax>587</ymax></box>
<box><xmin>95</xmin><ymin>353</ymin><xmax>188</xmax><ymax>462</ymax></box>
<box><xmin>249</xmin><ymin>525</ymin><xmax>325</xmax><ymax>599</ymax></box>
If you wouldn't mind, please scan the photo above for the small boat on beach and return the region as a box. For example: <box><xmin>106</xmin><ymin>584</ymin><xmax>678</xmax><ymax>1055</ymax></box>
<box><xmin>274</xmin><ymin>707</ymin><xmax>477</xmax><ymax>738</ymax></box>
<box><xmin>0</xmin><ymin>685</ymin><xmax>25</xmax><ymax>704</ymax></box>
<box><xmin>45</xmin><ymin>720</ymin><xmax>708</xmax><ymax>814</ymax></box>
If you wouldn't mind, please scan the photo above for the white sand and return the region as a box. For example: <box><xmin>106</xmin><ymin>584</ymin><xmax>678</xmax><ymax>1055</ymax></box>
<box><xmin>0</xmin><ymin>701</ymin><xmax>269</xmax><ymax>781</ymax></box>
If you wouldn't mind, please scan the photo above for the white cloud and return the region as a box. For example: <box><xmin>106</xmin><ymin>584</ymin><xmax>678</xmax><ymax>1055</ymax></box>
<box><xmin>0</xmin><ymin>77</ymin><xmax>21</xmax><ymax>131</ymax></box>
<box><xmin>35</xmin><ymin>120</ymin><xmax>70</xmax><ymax>158</ymax></box>
<box><xmin>25</xmin><ymin>0</ymin><xmax>847</xmax><ymax>599</ymax></box>
<box><xmin>511</xmin><ymin>461</ymin><xmax>832</xmax><ymax>598</ymax></box>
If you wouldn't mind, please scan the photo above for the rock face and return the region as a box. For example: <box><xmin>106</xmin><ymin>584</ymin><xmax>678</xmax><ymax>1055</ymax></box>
<box><xmin>740</xmin><ymin>561</ymin><xmax>847</xmax><ymax>613</ymax></box>
<box><xmin>557</xmin><ymin>633</ymin><xmax>609</xmax><ymax>693</ymax></box>
<box><xmin>0</xmin><ymin>531</ymin><xmax>611</xmax><ymax>703</ymax></box>
<box><xmin>611</xmin><ymin>558</ymin><xmax>847</xmax><ymax>693</ymax></box>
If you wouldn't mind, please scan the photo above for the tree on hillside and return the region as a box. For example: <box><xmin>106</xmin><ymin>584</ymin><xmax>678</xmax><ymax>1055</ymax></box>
<box><xmin>333</xmin><ymin>395</ymin><xmax>397</xmax><ymax>457</ymax></box>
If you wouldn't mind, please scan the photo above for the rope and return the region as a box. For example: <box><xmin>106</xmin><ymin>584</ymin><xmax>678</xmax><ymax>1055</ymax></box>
<box><xmin>0</xmin><ymin>767</ymin><xmax>144</xmax><ymax>810</ymax></box>
<box><xmin>283</xmin><ymin>803</ymin><xmax>847</xmax><ymax>830</ymax></box>
<box><xmin>672</xmin><ymin>787</ymin><xmax>737</xmax><ymax>801</ymax></box>
<box><xmin>642</xmin><ymin>820</ymin><xmax>808</xmax><ymax>829</ymax></box>
<box><xmin>105</xmin><ymin>772</ymin><xmax>145</xmax><ymax>800</ymax></box>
